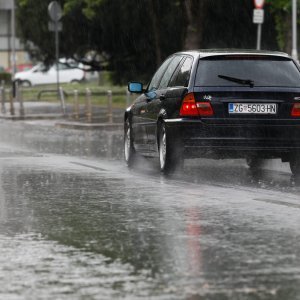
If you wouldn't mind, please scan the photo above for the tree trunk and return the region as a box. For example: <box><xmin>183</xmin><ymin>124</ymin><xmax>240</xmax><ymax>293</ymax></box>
<box><xmin>149</xmin><ymin>0</ymin><xmax>162</xmax><ymax>67</ymax></box>
<box><xmin>283</xmin><ymin>12</ymin><xmax>292</xmax><ymax>54</ymax></box>
<box><xmin>183</xmin><ymin>0</ymin><xmax>207</xmax><ymax>50</ymax></box>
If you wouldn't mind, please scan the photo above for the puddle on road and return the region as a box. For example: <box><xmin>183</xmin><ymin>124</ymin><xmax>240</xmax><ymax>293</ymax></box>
<box><xmin>0</xmin><ymin>160</ymin><xmax>300</xmax><ymax>299</ymax></box>
<box><xmin>0</xmin><ymin>233</ymin><xmax>157</xmax><ymax>300</ymax></box>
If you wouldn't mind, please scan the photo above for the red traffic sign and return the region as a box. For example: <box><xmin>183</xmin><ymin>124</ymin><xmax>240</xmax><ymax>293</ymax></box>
<box><xmin>254</xmin><ymin>0</ymin><xmax>265</xmax><ymax>9</ymax></box>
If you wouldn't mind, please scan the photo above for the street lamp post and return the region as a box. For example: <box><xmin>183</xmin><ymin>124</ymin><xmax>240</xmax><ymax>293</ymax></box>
<box><xmin>292</xmin><ymin>0</ymin><xmax>298</xmax><ymax>61</ymax></box>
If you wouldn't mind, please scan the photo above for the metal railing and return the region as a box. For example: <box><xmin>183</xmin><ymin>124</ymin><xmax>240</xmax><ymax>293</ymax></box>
<box><xmin>0</xmin><ymin>83</ymin><xmax>134</xmax><ymax>123</ymax></box>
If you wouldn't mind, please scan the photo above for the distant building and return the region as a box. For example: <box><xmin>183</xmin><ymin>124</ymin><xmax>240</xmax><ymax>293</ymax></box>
<box><xmin>0</xmin><ymin>0</ymin><xmax>30</xmax><ymax>71</ymax></box>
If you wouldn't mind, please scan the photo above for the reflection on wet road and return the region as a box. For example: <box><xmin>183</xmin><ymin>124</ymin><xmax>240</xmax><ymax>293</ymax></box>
<box><xmin>0</xmin><ymin>121</ymin><xmax>300</xmax><ymax>299</ymax></box>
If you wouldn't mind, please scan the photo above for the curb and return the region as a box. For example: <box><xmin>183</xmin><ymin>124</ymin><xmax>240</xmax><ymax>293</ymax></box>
<box><xmin>55</xmin><ymin>122</ymin><xmax>123</xmax><ymax>131</ymax></box>
<box><xmin>0</xmin><ymin>114</ymin><xmax>65</xmax><ymax>121</ymax></box>
<box><xmin>0</xmin><ymin>113</ymin><xmax>124</xmax><ymax>131</ymax></box>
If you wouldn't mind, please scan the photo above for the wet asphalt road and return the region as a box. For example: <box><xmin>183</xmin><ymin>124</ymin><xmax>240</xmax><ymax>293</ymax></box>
<box><xmin>0</xmin><ymin>120</ymin><xmax>300</xmax><ymax>299</ymax></box>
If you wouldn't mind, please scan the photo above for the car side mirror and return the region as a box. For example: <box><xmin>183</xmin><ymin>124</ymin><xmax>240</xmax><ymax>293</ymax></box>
<box><xmin>128</xmin><ymin>82</ymin><xmax>144</xmax><ymax>93</ymax></box>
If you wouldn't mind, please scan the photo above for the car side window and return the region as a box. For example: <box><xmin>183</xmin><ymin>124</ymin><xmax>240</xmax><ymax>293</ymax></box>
<box><xmin>159</xmin><ymin>55</ymin><xmax>183</xmax><ymax>89</ymax></box>
<box><xmin>169</xmin><ymin>57</ymin><xmax>193</xmax><ymax>87</ymax></box>
<box><xmin>56</xmin><ymin>63</ymin><xmax>73</xmax><ymax>71</ymax></box>
<box><xmin>148</xmin><ymin>56</ymin><xmax>173</xmax><ymax>91</ymax></box>
<box><xmin>36</xmin><ymin>64</ymin><xmax>48</xmax><ymax>72</ymax></box>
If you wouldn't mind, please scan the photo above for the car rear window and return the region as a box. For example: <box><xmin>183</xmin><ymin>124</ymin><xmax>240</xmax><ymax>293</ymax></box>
<box><xmin>195</xmin><ymin>56</ymin><xmax>300</xmax><ymax>87</ymax></box>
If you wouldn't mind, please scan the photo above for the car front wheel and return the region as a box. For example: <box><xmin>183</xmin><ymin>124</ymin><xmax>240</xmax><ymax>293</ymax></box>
<box><xmin>124</xmin><ymin>119</ymin><xmax>136</xmax><ymax>168</ymax></box>
<box><xmin>158</xmin><ymin>122</ymin><xmax>182</xmax><ymax>175</ymax></box>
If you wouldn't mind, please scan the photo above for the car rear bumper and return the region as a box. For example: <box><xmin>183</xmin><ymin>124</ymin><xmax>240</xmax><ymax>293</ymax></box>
<box><xmin>165</xmin><ymin>118</ymin><xmax>300</xmax><ymax>158</ymax></box>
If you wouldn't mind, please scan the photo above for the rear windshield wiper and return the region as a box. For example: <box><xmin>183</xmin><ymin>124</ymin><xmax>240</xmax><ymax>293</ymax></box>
<box><xmin>218</xmin><ymin>74</ymin><xmax>254</xmax><ymax>87</ymax></box>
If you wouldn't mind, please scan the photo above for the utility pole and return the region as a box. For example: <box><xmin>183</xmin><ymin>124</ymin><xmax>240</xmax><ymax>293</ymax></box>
<box><xmin>292</xmin><ymin>0</ymin><xmax>298</xmax><ymax>61</ymax></box>
<box><xmin>48</xmin><ymin>1</ymin><xmax>63</xmax><ymax>97</ymax></box>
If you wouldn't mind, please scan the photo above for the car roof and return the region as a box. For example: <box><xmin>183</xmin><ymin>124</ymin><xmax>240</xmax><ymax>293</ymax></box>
<box><xmin>175</xmin><ymin>49</ymin><xmax>290</xmax><ymax>59</ymax></box>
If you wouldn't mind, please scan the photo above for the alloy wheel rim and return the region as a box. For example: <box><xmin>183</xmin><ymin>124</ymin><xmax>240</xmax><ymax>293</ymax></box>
<box><xmin>159</xmin><ymin>128</ymin><xmax>166</xmax><ymax>169</ymax></box>
<box><xmin>22</xmin><ymin>81</ymin><xmax>31</xmax><ymax>87</ymax></box>
<box><xmin>124</xmin><ymin>126</ymin><xmax>131</xmax><ymax>162</ymax></box>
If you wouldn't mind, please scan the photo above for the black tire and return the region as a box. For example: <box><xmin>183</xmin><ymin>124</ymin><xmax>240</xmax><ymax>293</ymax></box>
<box><xmin>21</xmin><ymin>80</ymin><xmax>32</xmax><ymax>87</ymax></box>
<box><xmin>71</xmin><ymin>79</ymin><xmax>80</xmax><ymax>84</ymax></box>
<box><xmin>124</xmin><ymin>119</ymin><xmax>136</xmax><ymax>168</ymax></box>
<box><xmin>290</xmin><ymin>155</ymin><xmax>300</xmax><ymax>176</ymax></box>
<box><xmin>158</xmin><ymin>122</ymin><xmax>183</xmax><ymax>175</ymax></box>
<box><xmin>246</xmin><ymin>157</ymin><xmax>263</xmax><ymax>171</ymax></box>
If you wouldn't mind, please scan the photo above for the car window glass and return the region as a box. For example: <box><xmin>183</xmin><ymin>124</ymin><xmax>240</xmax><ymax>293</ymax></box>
<box><xmin>169</xmin><ymin>57</ymin><xmax>193</xmax><ymax>87</ymax></box>
<box><xmin>195</xmin><ymin>57</ymin><xmax>300</xmax><ymax>87</ymax></box>
<box><xmin>148</xmin><ymin>56</ymin><xmax>173</xmax><ymax>91</ymax></box>
<box><xmin>36</xmin><ymin>64</ymin><xmax>48</xmax><ymax>72</ymax></box>
<box><xmin>56</xmin><ymin>63</ymin><xmax>69</xmax><ymax>71</ymax></box>
<box><xmin>59</xmin><ymin>63</ymin><xmax>69</xmax><ymax>70</ymax></box>
<box><xmin>159</xmin><ymin>55</ymin><xmax>182</xmax><ymax>89</ymax></box>
<box><xmin>54</xmin><ymin>62</ymin><xmax>79</xmax><ymax>71</ymax></box>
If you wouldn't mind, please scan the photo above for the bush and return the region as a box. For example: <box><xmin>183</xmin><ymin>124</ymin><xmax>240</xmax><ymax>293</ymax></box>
<box><xmin>0</xmin><ymin>72</ymin><xmax>12</xmax><ymax>85</ymax></box>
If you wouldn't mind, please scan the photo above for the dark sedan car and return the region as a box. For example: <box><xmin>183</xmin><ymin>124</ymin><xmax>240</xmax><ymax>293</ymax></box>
<box><xmin>124</xmin><ymin>50</ymin><xmax>300</xmax><ymax>175</ymax></box>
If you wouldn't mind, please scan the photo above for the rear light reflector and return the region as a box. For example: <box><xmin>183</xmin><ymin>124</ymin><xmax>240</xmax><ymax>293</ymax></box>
<box><xmin>180</xmin><ymin>93</ymin><xmax>214</xmax><ymax>117</ymax></box>
<box><xmin>196</xmin><ymin>102</ymin><xmax>214</xmax><ymax>116</ymax></box>
<box><xmin>291</xmin><ymin>103</ymin><xmax>300</xmax><ymax>117</ymax></box>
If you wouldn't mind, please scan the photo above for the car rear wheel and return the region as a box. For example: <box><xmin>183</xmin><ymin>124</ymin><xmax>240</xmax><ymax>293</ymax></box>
<box><xmin>124</xmin><ymin>119</ymin><xmax>136</xmax><ymax>168</ymax></box>
<box><xmin>21</xmin><ymin>80</ymin><xmax>32</xmax><ymax>87</ymax></box>
<box><xmin>290</xmin><ymin>155</ymin><xmax>300</xmax><ymax>176</ymax></box>
<box><xmin>71</xmin><ymin>79</ymin><xmax>80</xmax><ymax>84</ymax></box>
<box><xmin>158</xmin><ymin>122</ymin><xmax>182</xmax><ymax>175</ymax></box>
<box><xmin>246</xmin><ymin>157</ymin><xmax>263</xmax><ymax>171</ymax></box>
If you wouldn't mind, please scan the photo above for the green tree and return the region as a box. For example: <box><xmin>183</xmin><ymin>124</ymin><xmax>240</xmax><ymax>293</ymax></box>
<box><xmin>267</xmin><ymin>0</ymin><xmax>292</xmax><ymax>52</ymax></box>
<box><xmin>18</xmin><ymin>0</ymin><xmax>97</xmax><ymax>66</ymax></box>
<box><xmin>17</xmin><ymin>0</ymin><xmax>185</xmax><ymax>83</ymax></box>
<box><xmin>16</xmin><ymin>0</ymin><xmax>280</xmax><ymax>84</ymax></box>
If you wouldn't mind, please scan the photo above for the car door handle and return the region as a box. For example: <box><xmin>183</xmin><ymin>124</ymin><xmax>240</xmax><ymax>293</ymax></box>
<box><xmin>159</xmin><ymin>94</ymin><xmax>166</xmax><ymax>101</ymax></box>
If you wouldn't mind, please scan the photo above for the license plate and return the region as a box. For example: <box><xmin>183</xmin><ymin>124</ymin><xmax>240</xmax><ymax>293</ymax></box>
<box><xmin>229</xmin><ymin>103</ymin><xmax>277</xmax><ymax>114</ymax></box>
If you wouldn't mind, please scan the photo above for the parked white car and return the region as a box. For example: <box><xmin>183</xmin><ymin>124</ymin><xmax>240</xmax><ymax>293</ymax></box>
<box><xmin>14</xmin><ymin>62</ymin><xmax>85</xmax><ymax>86</ymax></box>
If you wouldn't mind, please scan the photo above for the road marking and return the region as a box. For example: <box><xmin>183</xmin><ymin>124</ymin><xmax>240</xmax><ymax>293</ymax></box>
<box><xmin>253</xmin><ymin>198</ymin><xmax>300</xmax><ymax>209</ymax></box>
<box><xmin>70</xmin><ymin>162</ymin><xmax>108</xmax><ymax>172</ymax></box>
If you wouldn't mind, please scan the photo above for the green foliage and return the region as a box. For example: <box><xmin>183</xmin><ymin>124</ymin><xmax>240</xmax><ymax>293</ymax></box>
<box><xmin>267</xmin><ymin>0</ymin><xmax>291</xmax><ymax>51</ymax></box>
<box><xmin>64</xmin><ymin>0</ymin><xmax>103</xmax><ymax>19</ymax></box>
<box><xmin>16</xmin><ymin>0</ymin><xmax>285</xmax><ymax>84</ymax></box>
<box><xmin>0</xmin><ymin>73</ymin><xmax>12</xmax><ymax>85</ymax></box>
<box><xmin>81</xmin><ymin>0</ymin><xmax>103</xmax><ymax>19</ymax></box>
<box><xmin>267</xmin><ymin>0</ymin><xmax>290</xmax><ymax>10</ymax></box>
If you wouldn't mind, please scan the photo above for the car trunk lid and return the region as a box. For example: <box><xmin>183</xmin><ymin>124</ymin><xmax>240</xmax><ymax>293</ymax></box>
<box><xmin>192</xmin><ymin>88</ymin><xmax>300</xmax><ymax>123</ymax></box>
<box><xmin>193</xmin><ymin>54</ymin><xmax>300</xmax><ymax>123</ymax></box>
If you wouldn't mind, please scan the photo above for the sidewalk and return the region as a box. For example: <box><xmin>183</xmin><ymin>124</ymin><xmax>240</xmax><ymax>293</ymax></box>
<box><xmin>0</xmin><ymin>101</ymin><xmax>124</xmax><ymax>131</ymax></box>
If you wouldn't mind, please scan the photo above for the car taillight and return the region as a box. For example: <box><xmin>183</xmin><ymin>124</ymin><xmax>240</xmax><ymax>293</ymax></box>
<box><xmin>291</xmin><ymin>103</ymin><xmax>300</xmax><ymax>117</ymax></box>
<box><xmin>196</xmin><ymin>102</ymin><xmax>214</xmax><ymax>116</ymax></box>
<box><xmin>180</xmin><ymin>93</ymin><xmax>199</xmax><ymax>116</ymax></box>
<box><xmin>179</xmin><ymin>93</ymin><xmax>214</xmax><ymax>117</ymax></box>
